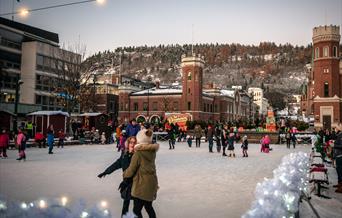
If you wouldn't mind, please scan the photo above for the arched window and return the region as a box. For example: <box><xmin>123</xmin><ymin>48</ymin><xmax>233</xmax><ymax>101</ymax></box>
<box><xmin>323</xmin><ymin>46</ymin><xmax>329</xmax><ymax>57</ymax></box>
<box><xmin>187</xmin><ymin>72</ymin><xmax>192</xmax><ymax>80</ymax></box>
<box><xmin>324</xmin><ymin>82</ymin><xmax>329</xmax><ymax>97</ymax></box>
<box><xmin>315</xmin><ymin>47</ymin><xmax>319</xmax><ymax>59</ymax></box>
<box><xmin>333</xmin><ymin>46</ymin><xmax>338</xmax><ymax>57</ymax></box>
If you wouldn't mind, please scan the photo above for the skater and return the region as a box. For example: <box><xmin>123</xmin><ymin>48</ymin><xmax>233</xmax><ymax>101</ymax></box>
<box><xmin>221</xmin><ymin>125</ymin><xmax>229</xmax><ymax>156</ymax></box>
<box><xmin>0</xmin><ymin>129</ymin><xmax>9</xmax><ymax>158</ymax></box>
<box><xmin>187</xmin><ymin>135</ymin><xmax>193</xmax><ymax>147</ymax></box>
<box><xmin>98</xmin><ymin>136</ymin><xmax>137</xmax><ymax>216</ymax></box>
<box><xmin>126</xmin><ymin>119</ymin><xmax>141</xmax><ymax>137</ymax></box>
<box><xmin>227</xmin><ymin>128</ymin><xmax>236</xmax><ymax>157</ymax></box>
<box><xmin>16</xmin><ymin>128</ymin><xmax>26</xmax><ymax>161</ymax></box>
<box><xmin>167</xmin><ymin>124</ymin><xmax>176</xmax><ymax>149</ymax></box>
<box><xmin>241</xmin><ymin>135</ymin><xmax>248</xmax><ymax>157</ymax></box>
<box><xmin>207</xmin><ymin>124</ymin><xmax>214</xmax><ymax>152</ymax></box>
<box><xmin>194</xmin><ymin>124</ymin><xmax>202</xmax><ymax>148</ymax></box>
<box><xmin>215</xmin><ymin>124</ymin><xmax>222</xmax><ymax>153</ymax></box>
<box><xmin>118</xmin><ymin>130</ymin><xmax>127</xmax><ymax>152</ymax></box>
<box><xmin>285</xmin><ymin>130</ymin><xmax>291</xmax><ymax>149</ymax></box>
<box><xmin>262</xmin><ymin>135</ymin><xmax>271</xmax><ymax>153</ymax></box>
<box><xmin>57</xmin><ymin>130</ymin><xmax>65</xmax><ymax>148</ymax></box>
<box><xmin>47</xmin><ymin>125</ymin><xmax>54</xmax><ymax>154</ymax></box>
<box><xmin>123</xmin><ymin>129</ymin><xmax>159</xmax><ymax>218</ymax></box>
<box><xmin>101</xmin><ymin>132</ymin><xmax>106</xmax><ymax>145</ymax></box>
<box><xmin>291</xmin><ymin>131</ymin><xmax>297</xmax><ymax>149</ymax></box>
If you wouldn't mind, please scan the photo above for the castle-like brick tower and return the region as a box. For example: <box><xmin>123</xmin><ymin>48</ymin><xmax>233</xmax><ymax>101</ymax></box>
<box><xmin>312</xmin><ymin>25</ymin><xmax>341</xmax><ymax>130</ymax></box>
<box><xmin>181</xmin><ymin>54</ymin><xmax>205</xmax><ymax>120</ymax></box>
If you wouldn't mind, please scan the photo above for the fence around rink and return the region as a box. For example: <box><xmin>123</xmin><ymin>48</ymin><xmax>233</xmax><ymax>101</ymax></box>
<box><xmin>242</xmin><ymin>152</ymin><xmax>310</xmax><ymax>218</ymax></box>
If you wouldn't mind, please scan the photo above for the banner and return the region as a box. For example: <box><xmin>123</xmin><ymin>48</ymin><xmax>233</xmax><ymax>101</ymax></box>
<box><xmin>165</xmin><ymin>113</ymin><xmax>192</xmax><ymax>131</ymax></box>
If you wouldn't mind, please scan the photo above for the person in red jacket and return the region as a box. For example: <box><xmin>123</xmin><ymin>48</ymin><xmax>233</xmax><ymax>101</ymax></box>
<box><xmin>0</xmin><ymin>129</ymin><xmax>9</xmax><ymax>158</ymax></box>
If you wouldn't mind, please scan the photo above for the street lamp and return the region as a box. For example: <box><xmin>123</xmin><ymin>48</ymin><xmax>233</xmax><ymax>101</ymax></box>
<box><xmin>13</xmin><ymin>75</ymin><xmax>23</xmax><ymax>133</ymax></box>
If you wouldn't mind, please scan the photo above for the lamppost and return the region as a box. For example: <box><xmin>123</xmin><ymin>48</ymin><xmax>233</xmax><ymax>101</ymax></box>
<box><xmin>147</xmin><ymin>88</ymin><xmax>149</xmax><ymax>121</ymax></box>
<box><xmin>13</xmin><ymin>74</ymin><xmax>23</xmax><ymax>132</ymax></box>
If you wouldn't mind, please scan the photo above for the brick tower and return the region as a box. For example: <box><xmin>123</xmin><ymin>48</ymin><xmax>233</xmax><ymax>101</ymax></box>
<box><xmin>312</xmin><ymin>25</ymin><xmax>341</xmax><ymax>130</ymax></box>
<box><xmin>181</xmin><ymin>54</ymin><xmax>205</xmax><ymax>120</ymax></box>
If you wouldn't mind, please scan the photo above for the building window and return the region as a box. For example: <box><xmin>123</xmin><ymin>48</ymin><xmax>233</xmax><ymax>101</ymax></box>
<box><xmin>333</xmin><ymin>46</ymin><xmax>338</xmax><ymax>57</ymax></box>
<box><xmin>323</xmin><ymin>46</ymin><xmax>329</xmax><ymax>57</ymax></box>
<box><xmin>324</xmin><ymin>82</ymin><xmax>329</xmax><ymax>97</ymax></box>
<box><xmin>188</xmin><ymin>88</ymin><xmax>191</xmax><ymax>93</ymax></box>
<box><xmin>210</xmin><ymin>104</ymin><xmax>213</xmax><ymax>112</ymax></box>
<box><xmin>143</xmin><ymin>102</ymin><xmax>148</xmax><ymax>111</ymax></box>
<box><xmin>134</xmin><ymin>102</ymin><xmax>138</xmax><ymax>111</ymax></box>
<box><xmin>187</xmin><ymin>72</ymin><xmax>192</xmax><ymax>80</ymax></box>
<box><xmin>214</xmin><ymin>104</ymin><xmax>218</xmax><ymax>112</ymax></box>
<box><xmin>120</xmin><ymin>103</ymin><xmax>123</xmax><ymax>111</ymax></box>
<box><xmin>323</xmin><ymin>68</ymin><xmax>329</xmax><ymax>73</ymax></box>
<box><xmin>315</xmin><ymin>47</ymin><xmax>319</xmax><ymax>59</ymax></box>
<box><xmin>153</xmin><ymin>102</ymin><xmax>158</xmax><ymax>111</ymax></box>
<box><xmin>188</xmin><ymin>102</ymin><xmax>191</xmax><ymax>110</ymax></box>
<box><xmin>195</xmin><ymin>74</ymin><xmax>198</xmax><ymax>81</ymax></box>
<box><xmin>203</xmin><ymin>103</ymin><xmax>206</xmax><ymax>112</ymax></box>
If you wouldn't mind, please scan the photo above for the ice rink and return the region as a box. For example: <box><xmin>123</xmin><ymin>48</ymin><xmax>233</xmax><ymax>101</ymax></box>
<box><xmin>0</xmin><ymin>141</ymin><xmax>311</xmax><ymax>218</ymax></box>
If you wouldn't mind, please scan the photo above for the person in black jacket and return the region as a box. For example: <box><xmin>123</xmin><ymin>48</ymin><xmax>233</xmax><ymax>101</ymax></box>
<box><xmin>98</xmin><ymin>136</ymin><xmax>137</xmax><ymax>216</ymax></box>
<box><xmin>333</xmin><ymin>126</ymin><xmax>342</xmax><ymax>193</ymax></box>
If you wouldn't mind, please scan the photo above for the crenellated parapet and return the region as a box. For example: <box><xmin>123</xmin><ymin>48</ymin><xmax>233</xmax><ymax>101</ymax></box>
<box><xmin>312</xmin><ymin>25</ymin><xmax>340</xmax><ymax>43</ymax></box>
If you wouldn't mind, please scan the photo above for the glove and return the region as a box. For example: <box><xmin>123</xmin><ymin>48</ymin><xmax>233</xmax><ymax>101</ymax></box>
<box><xmin>118</xmin><ymin>179</ymin><xmax>129</xmax><ymax>191</ymax></box>
<box><xmin>97</xmin><ymin>172</ymin><xmax>106</xmax><ymax>178</ymax></box>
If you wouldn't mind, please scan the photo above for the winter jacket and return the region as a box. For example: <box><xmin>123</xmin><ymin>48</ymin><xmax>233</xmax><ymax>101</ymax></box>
<box><xmin>47</xmin><ymin>130</ymin><xmax>54</xmax><ymax>145</ymax></box>
<box><xmin>103</xmin><ymin>152</ymin><xmax>133</xmax><ymax>175</ymax></box>
<box><xmin>333</xmin><ymin>132</ymin><xmax>342</xmax><ymax>159</ymax></box>
<box><xmin>0</xmin><ymin>133</ymin><xmax>9</xmax><ymax>148</ymax></box>
<box><xmin>123</xmin><ymin>143</ymin><xmax>159</xmax><ymax>202</ymax></box>
<box><xmin>126</xmin><ymin>124</ymin><xmax>141</xmax><ymax>137</ymax></box>
<box><xmin>194</xmin><ymin>126</ymin><xmax>202</xmax><ymax>139</ymax></box>
<box><xmin>241</xmin><ymin>139</ymin><xmax>248</xmax><ymax>149</ymax></box>
<box><xmin>207</xmin><ymin>127</ymin><xmax>214</xmax><ymax>138</ymax></box>
<box><xmin>16</xmin><ymin>132</ymin><xmax>26</xmax><ymax>149</ymax></box>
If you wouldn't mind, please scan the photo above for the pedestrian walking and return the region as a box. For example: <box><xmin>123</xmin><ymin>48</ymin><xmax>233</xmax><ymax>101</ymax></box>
<box><xmin>47</xmin><ymin>125</ymin><xmax>54</xmax><ymax>154</ymax></box>
<box><xmin>194</xmin><ymin>124</ymin><xmax>202</xmax><ymax>148</ymax></box>
<box><xmin>227</xmin><ymin>128</ymin><xmax>236</xmax><ymax>157</ymax></box>
<box><xmin>207</xmin><ymin>124</ymin><xmax>214</xmax><ymax>152</ymax></box>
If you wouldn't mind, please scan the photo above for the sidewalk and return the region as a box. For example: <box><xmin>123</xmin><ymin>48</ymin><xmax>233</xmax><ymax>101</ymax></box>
<box><xmin>299</xmin><ymin>165</ymin><xmax>342</xmax><ymax>218</ymax></box>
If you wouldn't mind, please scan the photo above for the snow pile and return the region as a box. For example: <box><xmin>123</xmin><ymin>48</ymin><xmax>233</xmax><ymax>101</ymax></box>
<box><xmin>243</xmin><ymin>152</ymin><xmax>310</xmax><ymax>218</ymax></box>
<box><xmin>0</xmin><ymin>196</ymin><xmax>111</xmax><ymax>218</ymax></box>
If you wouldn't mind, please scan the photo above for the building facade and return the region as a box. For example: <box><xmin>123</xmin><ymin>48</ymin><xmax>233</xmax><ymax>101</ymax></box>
<box><xmin>248</xmin><ymin>87</ymin><xmax>269</xmax><ymax>115</ymax></box>
<box><xmin>0</xmin><ymin>17</ymin><xmax>81</xmax><ymax>118</ymax></box>
<box><xmin>118</xmin><ymin>54</ymin><xmax>255</xmax><ymax>124</ymax></box>
<box><xmin>308</xmin><ymin>25</ymin><xmax>341</xmax><ymax>130</ymax></box>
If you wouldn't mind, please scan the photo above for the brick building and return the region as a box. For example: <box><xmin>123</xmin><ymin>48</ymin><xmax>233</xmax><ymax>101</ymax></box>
<box><xmin>118</xmin><ymin>54</ymin><xmax>255</xmax><ymax>124</ymax></box>
<box><xmin>302</xmin><ymin>25</ymin><xmax>341</xmax><ymax>130</ymax></box>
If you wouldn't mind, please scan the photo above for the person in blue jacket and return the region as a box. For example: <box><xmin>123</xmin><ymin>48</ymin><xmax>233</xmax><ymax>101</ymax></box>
<box><xmin>126</xmin><ymin>119</ymin><xmax>141</xmax><ymax>137</ymax></box>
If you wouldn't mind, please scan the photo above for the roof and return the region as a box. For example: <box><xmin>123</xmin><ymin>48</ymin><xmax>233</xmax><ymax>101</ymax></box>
<box><xmin>27</xmin><ymin>111</ymin><xmax>69</xmax><ymax>117</ymax></box>
<box><xmin>0</xmin><ymin>109</ymin><xmax>16</xmax><ymax>116</ymax></box>
<box><xmin>131</xmin><ymin>87</ymin><xmax>182</xmax><ymax>96</ymax></box>
<box><xmin>0</xmin><ymin>17</ymin><xmax>59</xmax><ymax>43</ymax></box>
<box><xmin>220</xmin><ymin>90</ymin><xmax>235</xmax><ymax>97</ymax></box>
<box><xmin>79</xmin><ymin>112</ymin><xmax>104</xmax><ymax>117</ymax></box>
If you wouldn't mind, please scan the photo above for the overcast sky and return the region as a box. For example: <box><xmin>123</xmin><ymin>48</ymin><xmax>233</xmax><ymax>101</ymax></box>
<box><xmin>0</xmin><ymin>0</ymin><xmax>341</xmax><ymax>56</ymax></box>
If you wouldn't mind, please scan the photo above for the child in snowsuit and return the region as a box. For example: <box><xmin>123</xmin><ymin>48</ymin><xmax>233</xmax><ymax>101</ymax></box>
<box><xmin>241</xmin><ymin>135</ymin><xmax>248</xmax><ymax>157</ymax></box>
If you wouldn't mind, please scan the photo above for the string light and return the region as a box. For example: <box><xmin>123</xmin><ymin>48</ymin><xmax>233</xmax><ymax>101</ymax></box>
<box><xmin>20</xmin><ymin>202</ymin><xmax>28</xmax><ymax>209</ymax></box>
<box><xmin>80</xmin><ymin>211</ymin><xmax>89</xmax><ymax>218</ymax></box>
<box><xmin>61</xmin><ymin>196</ymin><xmax>68</xmax><ymax>206</ymax></box>
<box><xmin>39</xmin><ymin>200</ymin><xmax>46</xmax><ymax>209</ymax></box>
<box><xmin>0</xmin><ymin>0</ymin><xmax>106</xmax><ymax>17</ymax></box>
<box><xmin>100</xmin><ymin>200</ymin><xmax>107</xmax><ymax>208</ymax></box>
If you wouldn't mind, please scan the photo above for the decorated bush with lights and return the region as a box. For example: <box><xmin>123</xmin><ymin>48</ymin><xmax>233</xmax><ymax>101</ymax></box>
<box><xmin>243</xmin><ymin>152</ymin><xmax>310</xmax><ymax>218</ymax></box>
<box><xmin>0</xmin><ymin>196</ymin><xmax>112</xmax><ymax>218</ymax></box>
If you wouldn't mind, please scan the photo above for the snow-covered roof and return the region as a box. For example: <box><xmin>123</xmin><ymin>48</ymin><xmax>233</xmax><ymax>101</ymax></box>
<box><xmin>79</xmin><ymin>112</ymin><xmax>103</xmax><ymax>117</ymax></box>
<box><xmin>27</xmin><ymin>111</ymin><xmax>69</xmax><ymax>117</ymax></box>
<box><xmin>131</xmin><ymin>87</ymin><xmax>182</xmax><ymax>96</ymax></box>
<box><xmin>220</xmin><ymin>90</ymin><xmax>235</xmax><ymax>97</ymax></box>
